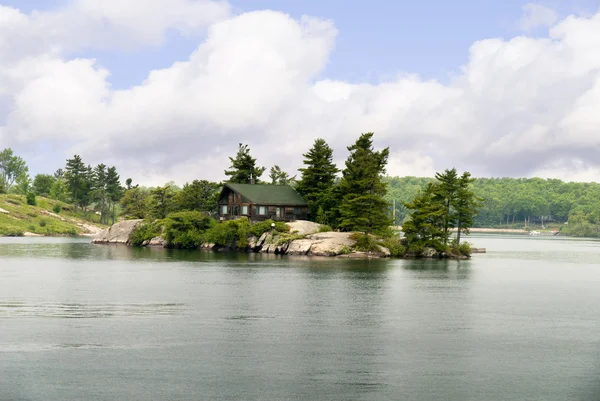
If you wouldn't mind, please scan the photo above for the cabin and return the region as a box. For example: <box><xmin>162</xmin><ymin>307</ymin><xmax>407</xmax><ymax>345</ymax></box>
<box><xmin>217</xmin><ymin>183</ymin><xmax>308</xmax><ymax>222</ymax></box>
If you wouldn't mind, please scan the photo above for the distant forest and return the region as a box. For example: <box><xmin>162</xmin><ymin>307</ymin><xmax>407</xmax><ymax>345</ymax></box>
<box><xmin>385</xmin><ymin>176</ymin><xmax>600</xmax><ymax>232</ymax></box>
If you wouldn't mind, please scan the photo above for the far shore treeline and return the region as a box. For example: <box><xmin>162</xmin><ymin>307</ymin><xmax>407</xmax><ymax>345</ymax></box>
<box><xmin>0</xmin><ymin>133</ymin><xmax>598</xmax><ymax>248</ymax></box>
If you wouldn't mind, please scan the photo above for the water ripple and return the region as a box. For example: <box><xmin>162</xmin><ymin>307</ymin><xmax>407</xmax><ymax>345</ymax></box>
<box><xmin>0</xmin><ymin>301</ymin><xmax>186</xmax><ymax>318</ymax></box>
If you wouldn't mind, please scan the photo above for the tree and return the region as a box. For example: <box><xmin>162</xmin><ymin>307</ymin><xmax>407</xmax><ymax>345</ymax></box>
<box><xmin>120</xmin><ymin>187</ymin><xmax>150</xmax><ymax>219</ymax></box>
<box><xmin>175</xmin><ymin>180</ymin><xmax>220</xmax><ymax>215</ymax></box>
<box><xmin>296</xmin><ymin>138</ymin><xmax>339</xmax><ymax>223</ymax></box>
<box><xmin>126</xmin><ymin>178</ymin><xmax>133</xmax><ymax>190</ymax></box>
<box><xmin>433</xmin><ymin>168</ymin><xmax>460</xmax><ymax>246</ymax></box>
<box><xmin>12</xmin><ymin>173</ymin><xmax>32</xmax><ymax>195</ymax></box>
<box><xmin>32</xmin><ymin>174</ymin><xmax>57</xmax><ymax>197</ymax></box>
<box><xmin>269</xmin><ymin>165</ymin><xmax>295</xmax><ymax>185</ymax></box>
<box><xmin>149</xmin><ymin>185</ymin><xmax>176</xmax><ymax>219</ymax></box>
<box><xmin>336</xmin><ymin>133</ymin><xmax>390</xmax><ymax>234</ymax></box>
<box><xmin>90</xmin><ymin>164</ymin><xmax>109</xmax><ymax>224</ymax></box>
<box><xmin>402</xmin><ymin>182</ymin><xmax>446</xmax><ymax>251</ymax></box>
<box><xmin>454</xmin><ymin>172</ymin><xmax>481</xmax><ymax>245</ymax></box>
<box><xmin>224</xmin><ymin>143</ymin><xmax>265</xmax><ymax>184</ymax></box>
<box><xmin>0</xmin><ymin>148</ymin><xmax>28</xmax><ymax>193</ymax></box>
<box><xmin>64</xmin><ymin>155</ymin><xmax>87</xmax><ymax>213</ymax></box>
<box><xmin>106</xmin><ymin>167</ymin><xmax>123</xmax><ymax>224</ymax></box>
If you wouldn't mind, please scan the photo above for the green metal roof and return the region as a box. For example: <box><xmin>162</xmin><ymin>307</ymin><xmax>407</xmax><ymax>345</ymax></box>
<box><xmin>225</xmin><ymin>183</ymin><xmax>307</xmax><ymax>206</ymax></box>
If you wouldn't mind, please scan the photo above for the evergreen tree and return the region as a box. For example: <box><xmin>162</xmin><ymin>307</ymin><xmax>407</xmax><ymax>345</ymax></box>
<box><xmin>149</xmin><ymin>185</ymin><xmax>176</xmax><ymax>219</ymax></box>
<box><xmin>224</xmin><ymin>144</ymin><xmax>265</xmax><ymax>184</ymax></box>
<box><xmin>120</xmin><ymin>187</ymin><xmax>150</xmax><ymax>219</ymax></box>
<box><xmin>65</xmin><ymin>155</ymin><xmax>86</xmax><ymax>212</ymax></box>
<box><xmin>296</xmin><ymin>138</ymin><xmax>339</xmax><ymax>222</ymax></box>
<box><xmin>175</xmin><ymin>180</ymin><xmax>220</xmax><ymax>215</ymax></box>
<box><xmin>269</xmin><ymin>165</ymin><xmax>294</xmax><ymax>185</ymax></box>
<box><xmin>453</xmin><ymin>172</ymin><xmax>481</xmax><ymax>244</ymax></box>
<box><xmin>402</xmin><ymin>182</ymin><xmax>447</xmax><ymax>251</ymax></box>
<box><xmin>106</xmin><ymin>166</ymin><xmax>123</xmax><ymax>225</ymax></box>
<box><xmin>337</xmin><ymin>133</ymin><xmax>390</xmax><ymax>234</ymax></box>
<box><xmin>433</xmin><ymin>168</ymin><xmax>460</xmax><ymax>246</ymax></box>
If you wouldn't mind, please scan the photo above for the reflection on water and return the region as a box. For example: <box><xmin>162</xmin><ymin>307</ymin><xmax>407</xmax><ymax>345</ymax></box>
<box><xmin>1</xmin><ymin>236</ymin><xmax>600</xmax><ymax>401</ymax></box>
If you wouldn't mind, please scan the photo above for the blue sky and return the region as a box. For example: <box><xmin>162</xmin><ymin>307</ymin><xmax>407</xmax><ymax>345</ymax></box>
<box><xmin>6</xmin><ymin>0</ymin><xmax>599</xmax><ymax>89</ymax></box>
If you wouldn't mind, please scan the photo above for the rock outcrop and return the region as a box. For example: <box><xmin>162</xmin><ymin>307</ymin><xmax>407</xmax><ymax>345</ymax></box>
<box><xmin>287</xmin><ymin>220</ymin><xmax>322</xmax><ymax>235</ymax></box>
<box><xmin>92</xmin><ymin>219</ymin><xmax>143</xmax><ymax>245</ymax></box>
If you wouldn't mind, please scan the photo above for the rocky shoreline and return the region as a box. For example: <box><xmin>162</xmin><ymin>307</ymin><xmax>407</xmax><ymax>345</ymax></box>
<box><xmin>92</xmin><ymin>220</ymin><xmax>477</xmax><ymax>259</ymax></box>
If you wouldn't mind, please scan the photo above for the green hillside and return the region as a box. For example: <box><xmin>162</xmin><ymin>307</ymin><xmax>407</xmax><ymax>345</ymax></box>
<box><xmin>0</xmin><ymin>194</ymin><xmax>106</xmax><ymax>237</ymax></box>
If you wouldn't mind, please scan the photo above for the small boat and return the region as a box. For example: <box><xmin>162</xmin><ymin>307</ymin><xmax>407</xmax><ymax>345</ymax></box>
<box><xmin>529</xmin><ymin>230</ymin><xmax>540</xmax><ymax>236</ymax></box>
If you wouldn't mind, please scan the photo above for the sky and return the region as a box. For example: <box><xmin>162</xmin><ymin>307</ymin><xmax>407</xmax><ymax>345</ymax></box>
<box><xmin>1</xmin><ymin>0</ymin><xmax>600</xmax><ymax>185</ymax></box>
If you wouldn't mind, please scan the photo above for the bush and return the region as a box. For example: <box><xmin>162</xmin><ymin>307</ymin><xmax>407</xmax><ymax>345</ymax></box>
<box><xmin>457</xmin><ymin>242</ymin><xmax>472</xmax><ymax>257</ymax></box>
<box><xmin>249</xmin><ymin>219</ymin><xmax>289</xmax><ymax>237</ymax></box>
<box><xmin>129</xmin><ymin>221</ymin><xmax>163</xmax><ymax>247</ymax></box>
<box><xmin>274</xmin><ymin>233</ymin><xmax>306</xmax><ymax>246</ymax></box>
<box><xmin>26</xmin><ymin>193</ymin><xmax>36</xmax><ymax>206</ymax></box>
<box><xmin>163</xmin><ymin>211</ymin><xmax>213</xmax><ymax>249</ymax></box>
<box><xmin>52</xmin><ymin>204</ymin><xmax>61</xmax><ymax>214</ymax></box>
<box><xmin>39</xmin><ymin>219</ymin><xmax>47</xmax><ymax>227</ymax></box>
<box><xmin>318</xmin><ymin>224</ymin><xmax>333</xmax><ymax>233</ymax></box>
<box><xmin>350</xmin><ymin>233</ymin><xmax>381</xmax><ymax>253</ymax></box>
<box><xmin>204</xmin><ymin>218</ymin><xmax>251</xmax><ymax>249</ymax></box>
<box><xmin>380</xmin><ymin>236</ymin><xmax>406</xmax><ymax>257</ymax></box>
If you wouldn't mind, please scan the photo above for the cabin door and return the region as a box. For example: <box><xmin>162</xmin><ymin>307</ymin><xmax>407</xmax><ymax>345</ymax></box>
<box><xmin>276</xmin><ymin>207</ymin><xmax>283</xmax><ymax>219</ymax></box>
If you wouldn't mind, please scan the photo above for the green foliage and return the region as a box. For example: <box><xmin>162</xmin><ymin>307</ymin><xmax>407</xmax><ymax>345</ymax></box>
<box><xmin>0</xmin><ymin>148</ymin><xmax>29</xmax><ymax>193</ymax></box>
<box><xmin>149</xmin><ymin>185</ymin><xmax>176</xmax><ymax>219</ymax></box>
<box><xmin>339</xmin><ymin>245</ymin><xmax>352</xmax><ymax>255</ymax></box>
<box><xmin>163</xmin><ymin>211</ymin><xmax>213</xmax><ymax>249</ymax></box>
<box><xmin>26</xmin><ymin>192</ymin><xmax>36</xmax><ymax>206</ymax></box>
<box><xmin>174</xmin><ymin>180</ymin><xmax>220</xmax><ymax>215</ymax></box>
<box><xmin>350</xmin><ymin>233</ymin><xmax>381</xmax><ymax>253</ymax></box>
<box><xmin>337</xmin><ymin>133</ymin><xmax>391</xmax><ymax>234</ymax></box>
<box><xmin>64</xmin><ymin>155</ymin><xmax>88</xmax><ymax>213</ymax></box>
<box><xmin>269</xmin><ymin>165</ymin><xmax>295</xmax><ymax>186</ymax></box>
<box><xmin>32</xmin><ymin>174</ymin><xmax>56</xmax><ymax>197</ymax></box>
<box><xmin>273</xmin><ymin>233</ymin><xmax>306</xmax><ymax>246</ymax></box>
<box><xmin>402</xmin><ymin>182</ymin><xmax>450</xmax><ymax>251</ymax></box>
<box><xmin>318</xmin><ymin>224</ymin><xmax>332</xmax><ymax>233</ymax></box>
<box><xmin>379</xmin><ymin>236</ymin><xmax>406</xmax><ymax>257</ymax></box>
<box><xmin>224</xmin><ymin>143</ymin><xmax>266</xmax><ymax>184</ymax></box>
<box><xmin>248</xmin><ymin>219</ymin><xmax>289</xmax><ymax>237</ymax></box>
<box><xmin>129</xmin><ymin>221</ymin><xmax>163</xmax><ymax>247</ymax></box>
<box><xmin>120</xmin><ymin>187</ymin><xmax>150</xmax><ymax>219</ymax></box>
<box><xmin>12</xmin><ymin>173</ymin><xmax>32</xmax><ymax>195</ymax></box>
<box><xmin>39</xmin><ymin>219</ymin><xmax>47</xmax><ymax>228</ymax></box>
<box><xmin>204</xmin><ymin>218</ymin><xmax>251</xmax><ymax>249</ymax></box>
<box><xmin>561</xmin><ymin>214</ymin><xmax>599</xmax><ymax>237</ymax></box>
<box><xmin>52</xmin><ymin>204</ymin><xmax>61</xmax><ymax>214</ymax></box>
<box><xmin>296</xmin><ymin>138</ymin><xmax>339</xmax><ymax>223</ymax></box>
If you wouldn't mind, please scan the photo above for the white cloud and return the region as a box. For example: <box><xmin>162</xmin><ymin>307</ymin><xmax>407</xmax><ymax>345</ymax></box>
<box><xmin>519</xmin><ymin>3</ymin><xmax>559</xmax><ymax>31</ymax></box>
<box><xmin>2</xmin><ymin>2</ymin><xmax>600</xmax><ymax>185</ymax></box>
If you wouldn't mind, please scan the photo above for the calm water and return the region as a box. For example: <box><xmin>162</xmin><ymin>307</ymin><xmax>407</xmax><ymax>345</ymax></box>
<box><xmin>1</xmin><ymin>235</ymin><xmax>600</xmax><ymax>401</ymax></box>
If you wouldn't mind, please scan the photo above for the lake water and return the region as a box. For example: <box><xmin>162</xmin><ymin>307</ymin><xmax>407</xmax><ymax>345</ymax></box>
<box><xmin>1</xmin><ymin>235</ymin><xmax>600</xmax><ymax>401</ymax></box>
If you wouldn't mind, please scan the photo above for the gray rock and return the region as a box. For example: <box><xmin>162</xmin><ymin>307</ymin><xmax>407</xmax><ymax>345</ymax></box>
<box><xmin>306</xmin><ymin>232</ymin><xmax>355</xmax><ymax>256</ymax></box>
<box><xmin>422</xmin><ymin>247</ymin><xmax>438</xmax><ymax>258</ymax></box>
<box><xmin>92</xmin><ymin>219</ymin><xmax>144</xmax><ymax>245</ymax></box>
<box><xmin>149</xmin><ymin>236</ymin><xmax>167</xmax><ymax>247</ymax></box>
<box><xmin>286</xmin><ymin>239</ymin><xmax>313</xmax><ymax>255</ymax></box>
<box><xmin>286</xmin><ymin>220</ymin><xmax>323</xmax><ymax>235</ymax></box>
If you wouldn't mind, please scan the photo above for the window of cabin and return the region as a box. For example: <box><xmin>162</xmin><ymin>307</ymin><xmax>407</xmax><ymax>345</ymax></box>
<box><xmin>258</xmin><ymin>206</ymin><xmax>267</xmax><ymax>215</ymax></box>
<box><xmin>221</xmin><ymin>205</ymin><xmax>228</xmax><ymax>215</ymax></box>
<box><xmin>276</xmin><ymin>208</ymin><xmax>281</xmax><ymax>218</ymax></box>
<box><xmin>294</xmin><ymin>207</ymin><xmax>301</xmax><ymax>215</ymax></box>
<box><xmin>242</xmin><ymin>205</ymin><xmax>248</xmax><ymax>215</ymax></box>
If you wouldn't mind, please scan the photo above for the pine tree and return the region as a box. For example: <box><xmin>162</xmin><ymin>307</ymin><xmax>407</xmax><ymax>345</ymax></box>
<box><xmin>149</xmin><ymin>185</ymin><xmax>176</xmax><ymax>219</ymax></box>
<box><xmin>402</xmin><ymin>182</ymin><xmax>447</xmax><ymax>251</ymax></box>
<box><xmin>433</xmin><ymin>168</ymin><xmax>460</xmax><ymax>246</ymax></box>
<box><xmin>175</xmin><ymin>180</ymin><xmax>220</xmax><ymax>215</ymax></box>
<box><xmin>91</xmin><ymin>164</ymin><xmax>108</xmax><ymax>224</ymax></box>
<box><xmin>64</xmin><ymin>155</ymin><xmax>86</xmax><ymax>213</ymax></box>
<box><xmin>453</xmin><ymin>172</ymin><xmax>481</xmax><ymax>245</ymax></box>
<box><xmin>337</xmin><ymin>133</ymin><xmax>390</xmax><ymax>234</ymax></box>
<box><xmin>296</xmin><ymin>138</ymin><xmax>339</xmax><ymax>222</ymax></box>
<box><xmin>106</xmin><ymin>167</ymin><xmax>123</xmax><ymax>225</ymax></box>
<box><xmin>224</xmin><ymin>144</ymin><xmax>265</xmax><ymax>184</ymax></box>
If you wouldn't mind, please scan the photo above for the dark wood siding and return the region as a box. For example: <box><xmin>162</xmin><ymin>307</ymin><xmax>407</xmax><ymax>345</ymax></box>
<box><xmin>218</xmin><ymin>186</ymin><xmax>307</xmax><ymax>222</ymax></box>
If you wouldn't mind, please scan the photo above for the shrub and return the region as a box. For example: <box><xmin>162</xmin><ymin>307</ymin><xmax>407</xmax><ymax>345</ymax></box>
<box><xmin>457</xmin><ymin>242</ymin><xmax>472</xmax><ymax>257</ymax></box>
<box><xmin>39</xmin><ymin>219</ymin><xmax>47</xmax><ymax>227</ymax></box>
<box><xmin>28</xmin><ymin>224</ymin><xmax>36</xmax><ymax>232</ymax></box>
<box><xmin>318</xmin><ymin>224</ymin><xmax>333</xmax><ymax>233</ymax></box>
<box><xmin>249</xmin><ymin>219</ymin><xmax>289</xmax><ymax>237</ymax></box>
<box><xmin>26</xmin><ymin>193</ymin><xmax>36</xmax><ymax>206</ymax></box>
<box><xmin>27</xmin><ymin>212</ymin><xmax>38</xmax><ymax>218</ymax></box>
<box><xmin>129</xmin><ymin>221</ymin><xmax>163</xmax><ymax>247</ymax></box>
<box><xmin>350</xmin><ymin>233</ymin><xmax>380</xmax><ymax>253</ymax></box>
<box><xmin>52</xmin><ymin>204</ymin><xmax>61</xmax><ymax>214</ymax></box>
<box><xmin>204</xmin><ymin>218</ymin><xmax>251</xmax><ymax>249</ymax></box>
<box><xmin>380</xmin><ymin>236</ymin><xmax>406</xmax><ymax>257</ymax></box>
<box><xmin>163</xmin><ymin>211</ymin><xmax>213</xmax><ymax>249</ymax></box>
<box><xmin>274</xmin><ymin>233</ymin><xmax>306</xmax><ymax>246</ymax></box>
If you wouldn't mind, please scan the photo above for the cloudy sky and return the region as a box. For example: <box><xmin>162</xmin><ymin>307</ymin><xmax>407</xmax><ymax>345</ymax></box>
<box><xmin>1</xmin><ymin>0</ymin><xmax>600</xmax><ymax>185</ymax></box>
